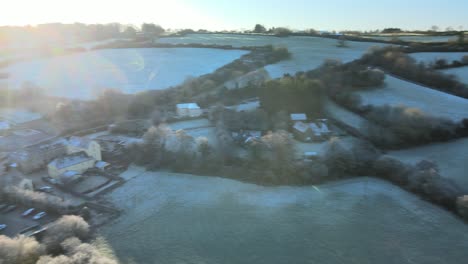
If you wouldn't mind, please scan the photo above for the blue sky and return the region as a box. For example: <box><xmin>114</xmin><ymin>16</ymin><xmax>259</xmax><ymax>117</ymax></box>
<box><xmin>1</xmin><ymin>0</ymin><xmax>467</xmax><ymax>31</ymax></box>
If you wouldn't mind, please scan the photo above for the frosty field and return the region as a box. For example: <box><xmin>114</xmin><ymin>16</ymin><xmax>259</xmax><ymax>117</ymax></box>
<box><xmin>4</xmin><ymin>48</ymin><xmax>248</xmax><ymax>100</ymax></box>
<box><xmin>159</xmin><ymin>34</ymin><xmax>387</xmax><ymax>78</ymax></box>
<box><xmin>440</xmin><ymin>66</ymin><xmax>468</xmax><ymax>84</ymax></box>
<box><xmin>355</xmin><ymin>75</ymin><xmax>468</xmax><ymax>121</ymax></box>
<box><xmin>409</xmin><ymin>52</ymin><xmax>468</xmax><ymax>64</ymax></box>
<box><xmin>388</xmin><ymin>138</ymin><xmax>468</xmax><ymax>191</ymax></box>
<box><xmin>101</xmin><ymin>168</ymin><xmax>468</xmax><ymax>264</ymax></box>
<box><xmin>362</xmin><ymin>35</ymin><xmax>459</xmax><ymax>43</ymax></box>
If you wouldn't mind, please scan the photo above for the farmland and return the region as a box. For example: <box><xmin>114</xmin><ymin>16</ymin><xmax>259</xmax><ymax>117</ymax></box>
<box><xmin>388</xmin><ymin>138</ymin><xmax>468</xmax><ymax>191</ymax></box>
<box><xmin>409</xmin><ymin>52</ymin><xmax>468</xmax><ymax>64</ymax></box>
<box><xmin>355</xmin><ymin>75</ymin><xmax>468</xmax><ymax>122</ymax></box>
<box><xmin>4</xmin><ymin>48</ymin><xmax>248</xmax><ymax>99</ymax></box>
<box><xmin>440</xmin><ymin>66</ymin><xmax>468</xmax><ymax>84</ymax></box>
<box><xmin>102</xmin><ymin>169</ymin><xmax>468</xmax><ymax>264</ymax></box>
<box><xmin>159</xmin><ymin>33</ymin><xmax>387</xmax><ymax>78</ymax></box>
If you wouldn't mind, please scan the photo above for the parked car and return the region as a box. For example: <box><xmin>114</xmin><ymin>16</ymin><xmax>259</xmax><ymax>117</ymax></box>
<box><xmin>37</xmin><ymin>186</ymin><xmax>53</xmax><ymax>193</ymax></box>
<box><xmin>33</xmin><ymin>212</ymin><xmax>46</xmax><ymax>220</ymax></box>
<box><xmin>0</xmin><ymin>204</ymin><xmax>8</xmax><ymax>212</ymax></box>
<box><xmin>42</xmin><ymin>176</ymin><xmax>60</xmax><ymax>185</ymax></box>
<box><xmin>3</xmin><ymin>205</ymin><xmax>17</xmax><ymax>213</ymax></box>
<box><xmin>0</xmin><ymin>224</ymin><xmax>6</xmax><ymax>231</ymax></box>
<box><xmin>22</xmin><ymin>208</ymin><xmax>35</xmax><ymax>217</ymax></box>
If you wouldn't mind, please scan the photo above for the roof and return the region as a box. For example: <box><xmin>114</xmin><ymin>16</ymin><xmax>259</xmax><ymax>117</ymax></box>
<box><xmin>95</xmin><ymin>161</ymin><xmax>110</xmax><ymax>169</ymax></box>
<box><xmin>63</xmin><ymin>170</ymin><xmax>80</xmax><ymax>177</ymax></box>
<box><xmin>0</xmin><ymin>121</ymin><xmax>10</xmax><ymax>130</ymax></box>
<box><xmin>293</xmin><ymin>121</ymin><xmax>310</xmax><ymax>133</ymax></box>
<box><xmin>68</xmin><ymin>136</ymin><xmax>93</xmax><ymax>149</ymax></box>
<box><xmin>290</xmin><ymin>113</ymin><xmax>307</xmax><ymax>121</ymax></box>
<box><xmin>176</xmin><ymin>103</ymin><xmax>200</xmax><ymax>109</ymax></box>
<box><xmin>49</xmin><ymin>151</ymin><xmax>93</xmax><ymax>169</ymax></box>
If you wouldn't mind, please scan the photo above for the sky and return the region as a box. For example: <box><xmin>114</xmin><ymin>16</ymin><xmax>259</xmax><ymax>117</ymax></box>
<box><xmin>1</xmin><ymin>0</ymin><xmax>468</xmax><ymax>31</ymax></box>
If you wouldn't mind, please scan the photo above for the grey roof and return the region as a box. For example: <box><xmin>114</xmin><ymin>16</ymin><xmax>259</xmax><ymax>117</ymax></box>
<box><xmin>293</xmin><ymin>121</ymin><xmax>310</xmax><ymax>133</ymax></box>
<box><xmin>68</xmin><ymin>136</ymin><xmax>93</xmax><ymax>149</ymax></box>
<box><xmin>176</xmin><ymin>103</ymin><xmax>200</xmax><ymax>109</ymax></box>
<box><xmin>49</xmin><ymin>151</ymin><xmax>93</xmax><ymax>169</ymax></box>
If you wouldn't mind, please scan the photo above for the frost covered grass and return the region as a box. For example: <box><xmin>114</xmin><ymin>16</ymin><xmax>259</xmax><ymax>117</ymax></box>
<box><xmin>159</xmin><ymin>33</ymin><xmax>387</xmax><ymax>78</ymax></box>
<box><xmin>355</xmin><ymin>75</ymin><xmax>468</xmax><ymax>122</ymax></box>
<box><xmin>363</xmin><ymin>35</ymin><xmax>458</xmax><ymax>43</ymax></box>
<box><xmin>323</xmin><ymin>98</ymin><xmax>374</xmax><ymax>133</ymax></box>
<box><xmin>388</xmin><ymin>138</ymin><xmax>468</xmax><ymax>191</ymax></box>
<box><xmin>440</xmin><ymin>66</ymin><xmax>468</xmax><ymax>84</ymax></box>
<box><xmin>5</xmin><ymin>48</ymin><xmax>248</xmax><ymax>100</ymax></box>
<box><xmin>409</xmin><ymin>52</ymin><xmax>468</xmax><ymax>64</ymax></box>
<box><xmin>167</xmin><ymin>118</ymin><xmax>211</xmax><ymax>130</ymax></box>
<box><xmin>102</xmin><ymin>168</ymin><xmax>468</xmax><ymax>264</ymax></box>
<box><xmin>0</xmin><ymin>108</ymin><xmax>42</xmax><ymax>125</ymax></box>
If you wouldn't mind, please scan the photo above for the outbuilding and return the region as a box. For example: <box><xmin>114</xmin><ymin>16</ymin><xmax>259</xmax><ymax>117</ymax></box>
<box><xmin>176</xmin><ymin>103</ymin><xmax>203</xmax><ymax>117</ymax></box>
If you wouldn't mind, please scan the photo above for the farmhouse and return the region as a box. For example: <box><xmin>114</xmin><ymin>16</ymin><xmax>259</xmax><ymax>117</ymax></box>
<box><xmin>47</xmin><ymin>151</ymin><xmax>95</xmax><ymax>180</ymax></box>
<box><xmin>176</xmin><ymin>103</ymin><xmax>203</xmax><ymax>117</ymax></box>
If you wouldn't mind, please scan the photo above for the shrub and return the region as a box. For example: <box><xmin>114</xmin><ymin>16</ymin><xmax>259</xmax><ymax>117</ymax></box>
<box><xmin>0</xmin><ymin>235</ymin><xmax>44</xmax><ymax>264</ymax></box>
<box><xmin>42</xmin><ymin>215</ymin><xmax>90</xmax><ymax>254</ymax></box>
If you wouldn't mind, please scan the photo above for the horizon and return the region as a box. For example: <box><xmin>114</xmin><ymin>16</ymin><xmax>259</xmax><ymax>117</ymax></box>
<box><xmin>2</xmin><ymin>0</ymin><xmax>468</xmax><ymax>32</ymax></box>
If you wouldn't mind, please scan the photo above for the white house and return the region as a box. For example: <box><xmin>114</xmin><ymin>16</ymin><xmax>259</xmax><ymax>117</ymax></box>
<box><xmin>176</xmin><ymin>103</ymin><xmax>203</xmax><ymax>117</ymax></box>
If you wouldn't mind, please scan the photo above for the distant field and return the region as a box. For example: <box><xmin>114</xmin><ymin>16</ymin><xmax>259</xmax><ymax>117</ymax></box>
<box><xmin>388</xmin><ymin>138</ymin><xmax>468</xmax><ymax>191</ymax></box>
<box><xmin>0</xmin><ymin>108</ymin><xmax>42</xmax><ymax>125</ymax></box>
<box><xmin>440</xmin><ymin>66</ymin><xmax>468</xmax><ymax>84</ymax></box>
<box><xmin>159</xmin><ymin>33</ymin><xmax>387</xmax><ymax>78</ymax></box>
<box><xmin>5</xmin><ymin>48</ymin><xmax>248</xmax><ymax>100</ymax></box>
<box><xmin>355</xmin><ymin>75</ymin><xmax>468</xmax><ymax>122</ymax></box>
<box><xmin>409</xmin><ymin>52</ymin><xmax>468</xmax><ymax>64</ymax></box>
<box><xmin>362</xmin><ymin>35</ymin><xmax>458</xmax><ymax>43</ymax></box>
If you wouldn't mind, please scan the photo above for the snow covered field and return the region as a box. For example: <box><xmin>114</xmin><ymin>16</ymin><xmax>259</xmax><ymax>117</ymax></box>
<box><xmin>4</xmin><ymin>48</ymin><xmax>248</xmax><ymax>100</ymax></box>
<box><xmin>409</xmin><ymin>52</ymin><xmax>468</xmax><ymax>64</ymax></box>
<box><xmin>440</xmin><ymin>66</ymin><xmax>468</xmax><ymax>84</ymax></box>
<box><xmin>355</xmin><ymin>75</ymin><xmax>468</xmax><ymax>121</ymax></box>
<box><xmin>159</xmin><ymin>34</ymin><xmax>387</xmax><ymax>78</ymax></box>
<box><xmin>102</xmin><ymin>169</ymin><xmax>468</xmax><ymax>263</ymax></box>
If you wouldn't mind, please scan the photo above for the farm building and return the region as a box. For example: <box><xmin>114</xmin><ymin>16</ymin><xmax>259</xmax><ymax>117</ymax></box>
<box><xmin>290</xmin><ymin>113</ymin><xmax>307</xmax><ymax>122</ymax></box>
<box><xmin>67</xmin><ymin>136</ymin><xmax>102</xmax><ymax>161</ymax></box>
<box><xmin>176</xmin><ymin>103</ymin><xmax>203</xmax><ymax>117</ymax></box>
<box><xmin>48</xmin><ymin>151</ymin><xmax>95</xmax><ymax>180</ymax></box>
<box><xmin>293</xmin><ymin>120</ymin><xmax>332</xmax><ymax>142</ymax></box>
<box><xmin>10</xmin><ymin>136</ymin><xmax>102</xmax><ymax>174</ymax></box>
<box><xmin>10</xmin><ymin>140</ymin><xmax>67</xmax><ymax>174</ymax></box>
<box><xmin>47</xmin><ymin>137</ymin><xmax>104</xmax><ymax>180</ymax></box>
<box><xmin>292</xmin><ymin>122</ymin><xmax>312</xmax><ymax>141</ymax></box>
